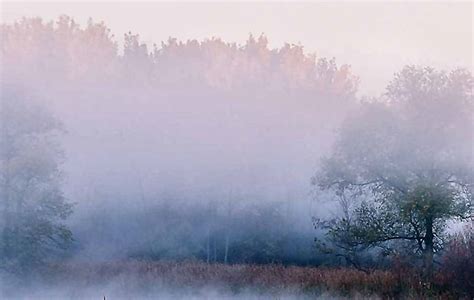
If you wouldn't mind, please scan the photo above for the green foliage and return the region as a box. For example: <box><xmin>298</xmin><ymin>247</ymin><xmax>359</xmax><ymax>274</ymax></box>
<box><xmin>0</xmin><ymin>87</ymin><xmax>73</xmax><ymax>272</ymax></box>
<box><xmin>125</xmin><ymin>199</ymin><xmax>314</xmax><ymax>265</ymax></box>
<box><xmin>314</xmin><ymin>66</ymin><xmax>473</xmax><ymax>273</ymax></box>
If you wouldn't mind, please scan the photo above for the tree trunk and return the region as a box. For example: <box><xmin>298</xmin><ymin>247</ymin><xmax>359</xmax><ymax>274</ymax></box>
<box><xmin>1</xmin><ymin>132</ymin><xmax>12</xmax><ymax>259</ymax></box>
<box><xmin>423</xmin><ymin>215</ymin><xmax>434</xmax><ymax>281</ymax></box>
<box><xmin>2</xmin><ymin>176</ymin><xmax>11</xmax><ymax>258</ymax></box>
<box><xmin>206</xmin><ymin>228</ymin><xmax>210</xmax><ymax>264</ymax></box>
<box><xmin>213</xmin><ymin>238</ymin><xmax>217</xmax><ymax>262</ymax></box>
<box><xmin>224</xmin><ymin>233</ymin><xmax>229</xmax><ymax>264</ymax></box>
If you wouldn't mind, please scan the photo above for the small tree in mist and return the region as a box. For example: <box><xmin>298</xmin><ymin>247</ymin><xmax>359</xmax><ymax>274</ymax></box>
<box><xmin>313</xmin><ymin>66</ymin><xmax>473</xmax><ymax>279</ymax></box>
<box><xmin>0</xmin><ymin>86</ymin><xmax>73</xmax><ymax>272</ymax></box>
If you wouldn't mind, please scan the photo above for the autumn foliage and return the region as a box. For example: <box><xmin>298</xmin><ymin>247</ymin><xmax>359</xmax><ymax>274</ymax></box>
<box><xmin>1</xmin><ymin>16</ymin><xmax>357</xmax><ymax>98</ymax></box>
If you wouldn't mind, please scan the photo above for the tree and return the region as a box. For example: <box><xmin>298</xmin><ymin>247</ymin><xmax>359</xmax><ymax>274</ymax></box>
<box><xmin>0</xmin><ymin>86</ymin><xmax>73</xmax><ymax>271</ymax></box>
<box><xmin>313</xmin><ymin>66</ymin><xmax>473</xmax><ymax>279</ymax></box>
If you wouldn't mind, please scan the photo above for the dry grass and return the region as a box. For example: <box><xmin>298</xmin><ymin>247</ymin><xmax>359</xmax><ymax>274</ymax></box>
<box><xmin>40</xmin><ymin>260</ymin><xmax>462</xmax><ymax>299</ymax></box>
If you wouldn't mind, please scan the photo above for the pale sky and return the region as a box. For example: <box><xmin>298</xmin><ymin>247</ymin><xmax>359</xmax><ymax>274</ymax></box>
<box><xmin>1</xmin><ymin>1</ymin><xmax>472</xmax><ymax>96</ymax></box>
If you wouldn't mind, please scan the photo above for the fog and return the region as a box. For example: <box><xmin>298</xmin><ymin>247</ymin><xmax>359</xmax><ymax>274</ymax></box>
<box><xmin>0</xmin><ymin>15</ymin><xmax>360</xmax><ymax>265</ymax></box>
<box><xmin>1</xmin><ymin>6</ymin><xmax>472</xmax><ymax>300</ymax></box>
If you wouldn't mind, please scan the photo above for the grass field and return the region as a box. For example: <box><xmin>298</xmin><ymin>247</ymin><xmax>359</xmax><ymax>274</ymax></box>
<box><xmin>0</xmin><ymin>261</ymin><xmax>462</xmax><ymax>299</ymax></box>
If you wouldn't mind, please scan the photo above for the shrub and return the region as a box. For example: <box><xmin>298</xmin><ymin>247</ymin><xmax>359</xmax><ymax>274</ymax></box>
<box><xmin>439</xmin><ymin>222</ymin><xmax>474</xmax><ymax>298</ymax></box>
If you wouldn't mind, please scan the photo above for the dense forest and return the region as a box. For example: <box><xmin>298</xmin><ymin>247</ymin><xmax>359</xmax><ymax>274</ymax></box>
<box><xmin>1</xmin><ymin>16</ymin><xmax>473</xmax><ymax>299</ymax></box>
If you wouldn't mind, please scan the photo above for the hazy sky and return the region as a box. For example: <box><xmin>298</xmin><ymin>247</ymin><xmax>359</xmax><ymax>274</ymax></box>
<box><xmin>2</xmin><ymin>1</ymin><xmax>472</xmax><ymax>96</ymax></box>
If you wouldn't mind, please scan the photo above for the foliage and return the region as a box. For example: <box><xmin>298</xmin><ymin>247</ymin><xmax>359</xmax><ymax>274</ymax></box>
<box><xmin>313</xmin><ymin>66</ymin><xmax>473</xmax><ymax>276</ymax></box>
<box><xmin>0</xmin><ymin>87</ymin><xmax>73</xmax><ymax>271</ymax></box>
<box><xmin>1</xmin><ymin>16</ymin><xmax>357</xmax><ymax>100</ymax></box>
<box><xmin>116</xmin><ymin>200</ymin><xmax>319</xmax><ymax>265</ymax></box>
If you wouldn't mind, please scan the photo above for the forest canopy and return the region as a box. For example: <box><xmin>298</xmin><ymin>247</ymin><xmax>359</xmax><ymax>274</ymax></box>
<box><xmin>1</xmin><ymin>16</ymin><xmax>357</xmax><ymax>98</ymax></box>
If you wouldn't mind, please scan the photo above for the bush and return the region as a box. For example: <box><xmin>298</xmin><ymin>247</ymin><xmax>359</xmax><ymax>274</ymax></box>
<box><xmin>439</xmin><ymin>222</ymin><xmax>474</xmax><ymax>298</ymax></box>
